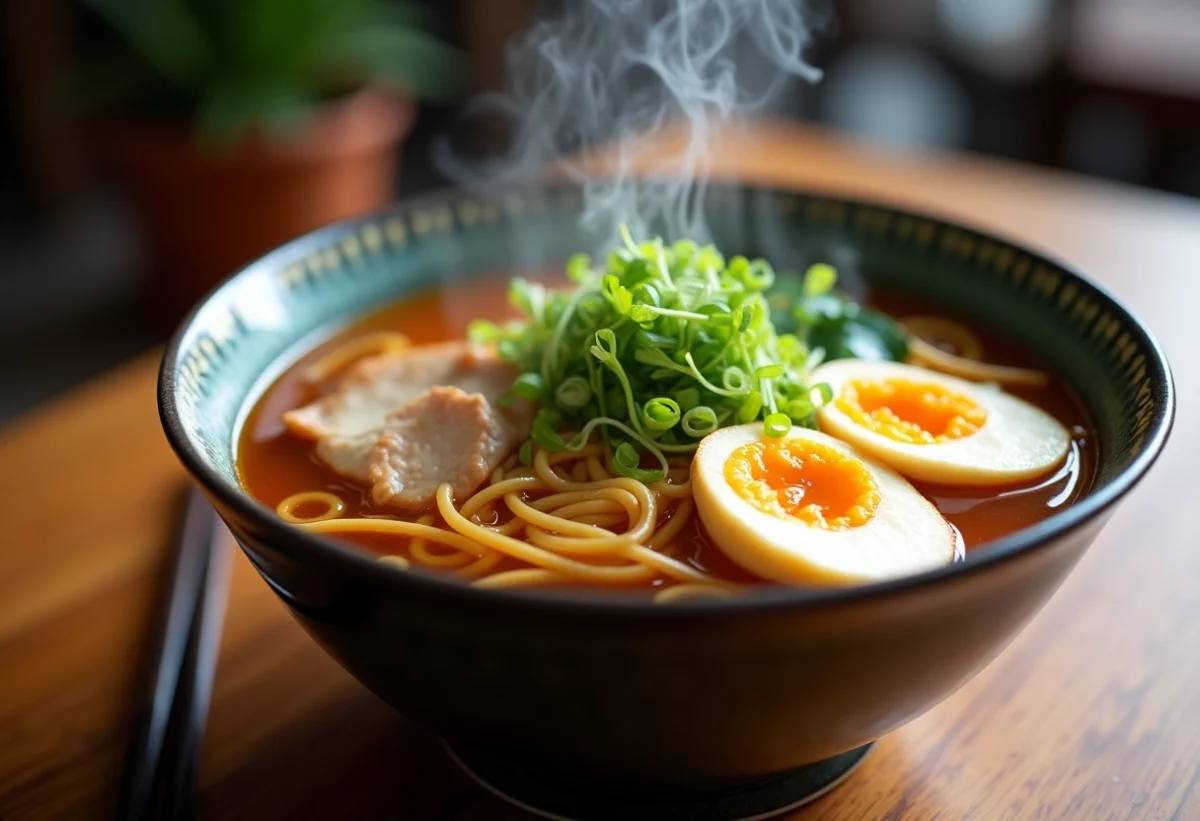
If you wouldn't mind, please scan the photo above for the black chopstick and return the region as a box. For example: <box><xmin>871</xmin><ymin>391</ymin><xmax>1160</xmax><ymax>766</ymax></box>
<box><xmin>115</xmin><ymin>487</ymin><xmax>230</xmax><ymax>821</ymax></box>
<box><xmin>158</xmin><ymin>512</ymin><xmax>232</xmax><ymax>820</ymax></box>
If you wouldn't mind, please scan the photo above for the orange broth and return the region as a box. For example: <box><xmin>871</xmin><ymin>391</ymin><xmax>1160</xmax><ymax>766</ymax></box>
<box><xmin>237</xmin><ymin>277</ymin><xmax>1096</xmax><ymax>589</ymax></box>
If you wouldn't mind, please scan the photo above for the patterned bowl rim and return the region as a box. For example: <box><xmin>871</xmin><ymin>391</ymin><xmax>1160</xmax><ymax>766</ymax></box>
<box><xmin>159</xmin><ymin>183</ymin><xmax>1176</xmax><ymax>617</ymax></box>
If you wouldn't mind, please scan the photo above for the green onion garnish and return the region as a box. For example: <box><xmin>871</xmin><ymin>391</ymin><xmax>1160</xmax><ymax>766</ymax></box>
<box><xmin>475</xmin><ymin>227</ymin><xmax>837</xmax><ymax>481</ymax></box>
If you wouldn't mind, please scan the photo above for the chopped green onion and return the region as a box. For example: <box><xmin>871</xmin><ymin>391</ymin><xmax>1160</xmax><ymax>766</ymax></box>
<box><xmin>519</xmin><ymin>439</ymin><xmax>534</xmax><ymax>466</ymax></box>
<box><xmin>764</xmin><ymin>412</ymin><xmax>791</xmax><ymax>438</ymax></box>
<box><xmin>722</xmin><ymin>367</ymin><xmax>749</xmax><ymax>393</ymax></box>
<box><xmin>743</xmin><ymin>260</ymin><xmax>775</xmax><ymax>291</ymax></box>
<box><xmin>682</xmin><ymin>406</ymin><xmax>719</xmax><ymax>438</ymax></box>
<box><xmin>737</xmin><ymin>391</ymin><xmax>764</xmax><ymax>424</ymax></box>
<box><xmin>785</xmin><ymin>397</ymin><xmax>815</xmax><ymax>420</ymax></box>
<box><xmin>555</xmin><ymin>375</ymin><xmax>592</xmax><ymax>410</ymax></box>
<box><xmin>642</xmin><ymin>397</ymin><xmax>682</xmax><ymax>432</ymax></box>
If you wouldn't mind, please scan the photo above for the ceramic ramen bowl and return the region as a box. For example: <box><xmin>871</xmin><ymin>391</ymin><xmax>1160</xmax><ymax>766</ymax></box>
<box><xmin>159</xmin><ymin>185</ymin><xmax>1173</xmax><ymax>820</ymax></box>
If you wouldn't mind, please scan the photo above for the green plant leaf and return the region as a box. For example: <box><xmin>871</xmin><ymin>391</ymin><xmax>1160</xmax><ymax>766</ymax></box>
<box><xmin>195</xmin><ymin>81</ymin><xmax>313</xmax><ymax>146</ymax></box>
<box><xmin>64</xmin><ymin>52</ymin><xmax>156</xmax><ymax>114</ymax></box>
<box><xmin>236</xmin><ymin>0</ymin><xmax>365</xmax><ymax>85</ymax></box>
<box><xmin>317</xmin><ymin>23</ymin><xmax>462</xmax><ymax>101</ymax></box>
<box><xmin>82</xmin><ymin>0</ymin><xmax>208</xmax><ymax>90</ymax></box>
<box><xmin>80</xmin><ymin>0</ymin><xmax>456</xmax><ymax>142</ymax></box>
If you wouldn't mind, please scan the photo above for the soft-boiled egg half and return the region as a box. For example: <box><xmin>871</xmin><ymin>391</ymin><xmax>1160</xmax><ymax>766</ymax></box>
<box><xmin>692</xmin><ymin>424</ymin><xmax>957</xmax><ymax>585</ymax></box>
<box><xmin>812</xmin><ymin>360</ymin><xmax>1070</xmax><ymax>487</ymax></box>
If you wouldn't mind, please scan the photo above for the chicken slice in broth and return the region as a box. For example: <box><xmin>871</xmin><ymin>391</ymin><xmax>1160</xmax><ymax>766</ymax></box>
<box><xmin>284</xmin><ymin>342</ymin><xmax>535</xmax><ymax>510</ymax></box>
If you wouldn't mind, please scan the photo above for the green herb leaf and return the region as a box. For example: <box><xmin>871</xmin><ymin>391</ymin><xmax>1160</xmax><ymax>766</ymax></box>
<box><xmin>804</xmin><ymin>304</ymin><xmax>909</xmax><ymax>362</ymax></box>
<box><xmin>602</xmin><ymin>275</ymin><xmax>633</xmax><ymax>316</ymax></box>
<box><xmin>766</xmin><ymin>263</ymin><xmax>910</xmax><ymax>365</ymax></box>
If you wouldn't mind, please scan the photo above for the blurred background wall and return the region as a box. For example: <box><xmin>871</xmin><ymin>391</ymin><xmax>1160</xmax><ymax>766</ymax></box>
<box><xmin>1</xmin><ymin>0</ymin><xmax>1198</xmax><ymax>422</ymax></box>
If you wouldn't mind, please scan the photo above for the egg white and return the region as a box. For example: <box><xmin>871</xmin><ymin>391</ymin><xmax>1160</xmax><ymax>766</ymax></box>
<box><xmin>813</xmin><ymin>360</ymin><xmax>1071</xmax><ymax>487</ymax></box>
<box><xmin>692</xmin><ymin>424</ymin><xmax>957</xmax><ymax>586</ymax></box>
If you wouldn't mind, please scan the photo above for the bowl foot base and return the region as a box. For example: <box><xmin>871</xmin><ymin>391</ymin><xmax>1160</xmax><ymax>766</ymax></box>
<box><xmin>441</xmin><ymin>740</ymin><xmax>874</xmax><ymax>821</ymax></box>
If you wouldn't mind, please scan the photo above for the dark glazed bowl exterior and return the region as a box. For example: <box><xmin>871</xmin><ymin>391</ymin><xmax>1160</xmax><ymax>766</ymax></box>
<box><xmin>160</xmin><ymin>185</ymin><xmax>1174</xmax><ymax>786</ymax></box>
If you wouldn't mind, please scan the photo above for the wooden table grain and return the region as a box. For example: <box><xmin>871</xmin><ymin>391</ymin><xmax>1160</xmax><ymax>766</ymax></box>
<box><xmin>1</xmin><ymin>122</ymin><xmax>1197</xmax><ymax>821</ymax></box>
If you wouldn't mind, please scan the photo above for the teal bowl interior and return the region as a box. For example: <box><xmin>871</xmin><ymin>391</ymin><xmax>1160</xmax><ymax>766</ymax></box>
<box><xmin>163</xmin><ymin>183</ymin><xmax>1173</xmax><ymax>570</ymax></box>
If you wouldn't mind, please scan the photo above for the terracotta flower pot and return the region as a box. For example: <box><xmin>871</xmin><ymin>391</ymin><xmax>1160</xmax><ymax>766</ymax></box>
<box><xmin>101</xmin><ymin>87</ymin><xmax>414</xmax><ymax>321</ymax></box>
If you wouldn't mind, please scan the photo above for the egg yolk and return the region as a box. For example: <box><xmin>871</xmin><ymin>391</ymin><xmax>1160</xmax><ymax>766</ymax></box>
<box><xmin>835</xmin><ymin>378</ymin><xmax>987</xmax><ymax>444</ymax></box>
<box><xmin>724</xmin><ymin>438</ymin><xmax>880</xmax><ymax>530</ymax></box>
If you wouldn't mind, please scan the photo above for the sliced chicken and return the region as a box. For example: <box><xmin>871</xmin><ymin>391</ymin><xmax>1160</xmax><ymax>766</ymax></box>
<box><xmin>285</xmin><ymin>341</ymin><xmax>519</xmax><ymax>440</ymax></box>
<box><xmin>284</xmin><ymin>342</ymin><xmax>534</xmax><ymax>511</ymax></box>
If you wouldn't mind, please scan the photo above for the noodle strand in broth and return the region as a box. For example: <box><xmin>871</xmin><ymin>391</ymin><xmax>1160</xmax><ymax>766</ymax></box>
<box><xmin>276</xmin><ymin>444</ymin><xmax>738</xmax><ymax>594</ymax></box>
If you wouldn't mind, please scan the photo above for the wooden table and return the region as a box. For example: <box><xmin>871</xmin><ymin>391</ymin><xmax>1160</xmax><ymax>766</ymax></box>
<box><xmin>2</xmin><ymin>122</ymin><xmax>1198</xmax><ymax>820</ymax></box>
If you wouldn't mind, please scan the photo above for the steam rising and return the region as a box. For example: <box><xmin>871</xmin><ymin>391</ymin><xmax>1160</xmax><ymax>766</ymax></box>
<box><xmin>438</xmin><ymin>0</ymin><xmax>830</xmax><ymax>247</ymax></box>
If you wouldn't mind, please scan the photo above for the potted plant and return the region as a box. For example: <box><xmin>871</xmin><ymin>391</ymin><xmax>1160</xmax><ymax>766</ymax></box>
<box><xmin>79</xmin><ymin>0</ymin><xmax>458</xmax><ymax>319</ymax></box>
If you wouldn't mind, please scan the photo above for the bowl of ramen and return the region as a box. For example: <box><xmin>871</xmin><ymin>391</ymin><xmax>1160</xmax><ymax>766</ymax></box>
<box><xmin>160</xmin><ymin>184</ymin><xmax>1173</xmax><ymax>819</ymax></box>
